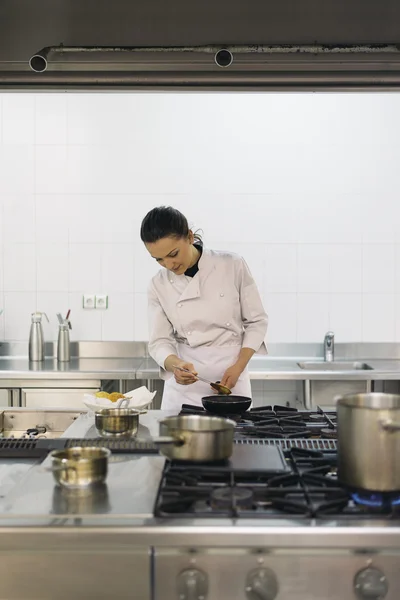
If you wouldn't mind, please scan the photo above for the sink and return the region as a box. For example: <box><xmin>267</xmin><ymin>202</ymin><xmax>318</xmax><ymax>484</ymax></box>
<box><xmin>297</xmin><ymin>361</ymin><xmax>373</xmax><ymax>371</ymax></box>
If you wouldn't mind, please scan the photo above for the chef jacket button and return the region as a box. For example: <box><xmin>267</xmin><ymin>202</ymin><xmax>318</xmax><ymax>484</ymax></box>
<box><xmin>226</xmin><ymin>322</ymin><xmax>231</xmax><ymax>326</ymax></box>
<box><xmin>187</xmin><ymin>331</ymin><xmax>192</xmax><ymax>335</ymax></box>
<box><xmin>233</xmin><ymin>333</ymin><xmax>238</xmax><ymax>336</ymax></box>
<box><xmin>169</xmin><ymin>279</ymin><xmax>173</xmax><ymax>283</ymax></box>
<box><xmin>220</xmin><ymin>293</ymin><xmax>224</xmax><ymax>297</ymax></box>
<box><xmin>178</xmin><ymin>303</ymin><xmax>182</xmax><ymax>308</ymax></box>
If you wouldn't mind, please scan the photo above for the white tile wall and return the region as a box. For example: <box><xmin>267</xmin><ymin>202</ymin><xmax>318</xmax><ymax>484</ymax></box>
<box><xmin>4</xmin><ymin>292</ymin><xmax>36</xmax><ymax>340</ymax></box>
<box><xmin>362</xmin><ymin>294</ymin><xmax>396</xmax><ymax>342</ymax></box>
<box><xmin>3</xmin><ymin>244</ymin><xmax>36</xmax><ymax>291</ymax></box>
<box><xmin>3</xmin><ymin>195</ymin><xmax>35</xmax><ymax>243</ymax></box>
<box><xmin>330</xmin><ymin>294</ymin><xmax>362</xmax><ymax>341</ymax></box>
<box><xmin>0</xmin><ymin>92</ymin><xmax>400</xmax><ymax>343</ymax></box>
<box><xmin>69</xmin><ymin>244</ymin><xmax>102</xmax><ymax>292</ymax></box>
<box><xmin>396</xmin><ymin>246</ymin><xmax>400</xmax><ymax>296</ymax></box>
<box><xmin>102</xmin><ymin>293</ymin><xmax>134</xmax><ymax>341</ymax></box>
<box><xmin>101</xmin><ymin>244</ymin><xmax>134</xmax><ymax>293</ymax></box>
<box><xmin>37</xmin><ymin>243</ymin><xmax>69</xmax><ymax>292</ymax></box>
<box><xmin>362</xmin><ymin>244</ymin><xmax>395</xmax><ymax>294</ymax></box>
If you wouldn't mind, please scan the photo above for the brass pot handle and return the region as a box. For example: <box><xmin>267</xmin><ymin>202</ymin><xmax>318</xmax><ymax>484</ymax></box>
<box><xmin>152</xmin><ymin>435</ymin><xmax>185</xmax><ymax>447</ymax></box>
<box><xmin>379</xmin><ymin>419</ymin><xmax>400</xmax><ymax>432</ymax></box>
<box><xmin>42</xmin><ymin>464</ymin><xmax>77</xmax><ymax>474</ymax></box>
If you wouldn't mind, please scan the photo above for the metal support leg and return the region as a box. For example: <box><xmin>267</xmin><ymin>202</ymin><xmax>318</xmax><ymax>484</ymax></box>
<box><xmin>118</xmin><ymin>380</ymin><xmax>128</xmax><ymax>394</ymax></box>
<box><xmin>8</xmin><ymin>389</ymin><xmax>21</xmax><ymax>407</ymax></box>
<box><xmin>303</xmin><ymin>380</ymin><xmax>312</xmax><ymax>410</ymax></box>
<box><xmin>146</xmin><ymin>379</ymin><xmax>154</xmax><ymax>409</ymax></box>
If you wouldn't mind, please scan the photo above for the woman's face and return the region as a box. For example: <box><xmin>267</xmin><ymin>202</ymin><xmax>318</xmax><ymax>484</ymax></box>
<box><xmin>145</xmin><ymin>232</ymin><xmax>195</xmax><ymax>275</ymax></box>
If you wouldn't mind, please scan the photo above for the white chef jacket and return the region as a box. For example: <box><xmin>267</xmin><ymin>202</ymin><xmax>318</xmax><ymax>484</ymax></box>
<box><xmin>147</xmin><ymin>248</ymin><xmax>268</xmax><ymax>409</ymax></box>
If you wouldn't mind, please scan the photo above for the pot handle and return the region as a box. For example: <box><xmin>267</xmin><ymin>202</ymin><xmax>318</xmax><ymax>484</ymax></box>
<box><xmin>151</xmin><ymin>436</ymin><xmax>185</xmax><ymax>447</ymax></box>
<box><xmin>41</xmin><ymin>464</ymin><xmax>77</xmax><ymax>474</ymax></box>
<box><xmin>379</xmin><ymin>419</ymin><xmax>400</xmax><ymax>432</ymax></box>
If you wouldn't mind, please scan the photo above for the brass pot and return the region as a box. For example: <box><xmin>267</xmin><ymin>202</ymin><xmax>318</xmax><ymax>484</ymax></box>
<box><xmin>49</xmin><ymin>447</ymin><xmax>111</xmax><ymax>489</ymax></box>
<box><xmin>52</xmin><ymin>483</ymin><xmax>110</xmax><ymax>515</ymax></box>
<box><xmin>95</xmin><ymin>408</ymin><xmax>141</xmax><ymax>438</ymax></box>
<box><xmin>156</xmin><ymin>415</ymin><xmax>235</xmax><ymax>462</ymax></box>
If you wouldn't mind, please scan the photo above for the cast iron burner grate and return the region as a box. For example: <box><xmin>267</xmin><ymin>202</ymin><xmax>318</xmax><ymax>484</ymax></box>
<box><xmin>154</xmin><ymin>447</ymin><xmax>400</xmax><ymax>520</ymax></box>
<box><xmin>179</xmin><ymin>404</ymin><xmax>337</xmax><ymax>440</ymax></box>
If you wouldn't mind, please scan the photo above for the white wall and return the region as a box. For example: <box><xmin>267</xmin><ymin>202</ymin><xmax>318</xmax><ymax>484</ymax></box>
<box><xmin>0</xmin><ymin>92</ymin><xmax>399</xmax><ymax>345</ymax></box>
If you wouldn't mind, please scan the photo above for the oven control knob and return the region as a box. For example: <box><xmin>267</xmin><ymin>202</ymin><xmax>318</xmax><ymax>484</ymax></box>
<box><xmin>245</xmin><ymin>567</ymin><xmax>278</xmax><ymax>600</ymax></box>
<box><xmin>354</xmin><ymin>567</ymin><xmax>388</xmax><ymax>599</ymax></box>
<box><xmin>177</xmin><ymin>568</ymin><xmax>208</xmax><ymax>600</ymax></box>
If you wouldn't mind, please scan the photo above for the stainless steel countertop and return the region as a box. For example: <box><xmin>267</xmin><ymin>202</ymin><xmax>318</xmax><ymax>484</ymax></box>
<box><xmin>0</xmin><ymin>357</ymin><xmax>143</xmax><ymax>382</ymax></box>
<box><xmin>0</xmin><ymin>409</ymin><xmax>399</xmax><ymax>550</ymax></box>
<box><xmin>1</xmin><ymin>355</ymin><xmax>400</xmax><ymax>382</ymax></box>
<box><xmin>136</xmin><ymin>356</ymin><xmax>400</xmax><ymax>380</ymax></box>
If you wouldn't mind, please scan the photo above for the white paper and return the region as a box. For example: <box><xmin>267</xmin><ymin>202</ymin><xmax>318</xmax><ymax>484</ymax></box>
<box><xmin>83</xmin><ymin>386</ymin><xmax>156</xmax><ymax>412</ymax></box>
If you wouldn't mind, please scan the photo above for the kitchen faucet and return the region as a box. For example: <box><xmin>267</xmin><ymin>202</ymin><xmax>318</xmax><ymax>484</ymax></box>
<box><xmin>324</xmin><ymin>331</ymin><xmax>335</xmax><ymax>362</ymax></box>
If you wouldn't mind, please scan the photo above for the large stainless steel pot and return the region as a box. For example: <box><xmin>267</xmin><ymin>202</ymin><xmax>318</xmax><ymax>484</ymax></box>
<box><xmin>337</xmin><ymin>393</ymin><xmax>400</xmax><ymax>492</ymax></box>
<box><xmin>156</xmin><ymin>415</ymin><xmax>235</xmax><ymax>462</ymax></box>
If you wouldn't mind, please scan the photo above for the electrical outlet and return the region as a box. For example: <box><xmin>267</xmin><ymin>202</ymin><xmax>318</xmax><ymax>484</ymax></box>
<box><xmin>95</xmin><ymin>294</ymin><xmax>108</xmax><ymax>309</ymax></box>
<box><xmin>83</xmin><ymin>294</ymin><xmax>95</xmax><ymax>309</ymax></box>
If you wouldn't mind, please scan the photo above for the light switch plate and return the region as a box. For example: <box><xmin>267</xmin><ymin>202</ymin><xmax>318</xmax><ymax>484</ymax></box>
<box><xmin>95</xmin><ymin>294</ymin><xmax>108</xmax><ymax>309</ymax></box>
<box><xmin>83</xmin><ymin>294</ymin><xmax>95</xmax><ymax>309</ymax></box>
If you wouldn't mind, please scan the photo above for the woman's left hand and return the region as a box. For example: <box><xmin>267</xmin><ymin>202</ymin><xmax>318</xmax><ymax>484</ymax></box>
<box><xmin>220</xmin><ymin>363</ymin><xmax>244</xmax><ymax>391</ymax></box>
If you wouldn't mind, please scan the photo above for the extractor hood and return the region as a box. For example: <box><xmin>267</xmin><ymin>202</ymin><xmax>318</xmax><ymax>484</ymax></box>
<box><xmin>1</xmin><ymin>0</ymin><xmax>400</xmax><ymax>90</ymax></box>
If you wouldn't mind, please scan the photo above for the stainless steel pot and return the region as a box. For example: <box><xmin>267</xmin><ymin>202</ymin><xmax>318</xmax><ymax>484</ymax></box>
<box><xmin>156</xmin><ymin>415</ymin><xmax>235</xmax><ymax>462</ymax></box>
<box><xmin>49</xmin><ymin>447</ymin><xmax>111</xmax><ymax>489</ymax></box>
<box><xmin>337</xmin><ymin>393</ymin><xmax>400</xmax><ymax>492</ymax></box>
<box><xmin>95</xmin><ymin>407</ymin><xmax>142</xmax><ymax>438</ymax></box>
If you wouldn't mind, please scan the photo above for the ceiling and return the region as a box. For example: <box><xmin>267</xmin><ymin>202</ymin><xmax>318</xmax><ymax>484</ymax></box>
<box><xmin>1</xmin><ymin>0</ymin><xmax>400</xmax><ymax>90</ymax></box>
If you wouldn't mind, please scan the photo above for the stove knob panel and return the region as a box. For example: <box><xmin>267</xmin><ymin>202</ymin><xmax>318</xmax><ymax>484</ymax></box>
<box><xmin>245</xmin><ymin>567</ymin><xmax>278</xmax><ymax>600</ymax></box>
<box><xmin>354</xmin><ymin>567</ymin><xmax>388</xmax><ymax>599</ymax></box>
<box><xmin>177</xmin><ymin>568</ymin><xmax>208</xmax><ymax>600</ymax></box>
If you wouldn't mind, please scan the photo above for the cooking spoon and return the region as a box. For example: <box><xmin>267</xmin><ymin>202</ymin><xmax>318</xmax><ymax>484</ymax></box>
<box><xmin>173</xmin><ymin>365</ymin><xmax>232</xmax><ymax>395</ymax></box>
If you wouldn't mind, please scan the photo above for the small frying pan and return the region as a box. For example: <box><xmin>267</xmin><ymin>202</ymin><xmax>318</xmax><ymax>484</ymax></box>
<box><xmin>173</xmin><ymin>365</ymin><xmax>231</xmax><ymax>395</ymax></box>
<box><xmin>202</xmin><ymin>395</ymin><xmax>252</xmax><ymax>416</ymax></box>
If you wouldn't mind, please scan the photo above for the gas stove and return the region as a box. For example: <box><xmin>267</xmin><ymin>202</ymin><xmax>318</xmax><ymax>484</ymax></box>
<box><xmin>154</xmin><ymin>445</ymin><xmax>400</xmax><ymax>520</ymax></box>
<box><xmin>1</xmin><ymin>409</ymin><xmax>400</xmax><ymax>600</ymax></box>
<box><xmin>179</xmin><ymin>403</ymin><xmax>337</xmax><ymax>440</ymax></box>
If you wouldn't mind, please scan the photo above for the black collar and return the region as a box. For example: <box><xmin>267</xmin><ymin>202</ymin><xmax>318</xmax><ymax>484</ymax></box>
<box><xmin>184</xmin><ymin>242</ymin><xmax>203</xmax><ymax>277</ymax></box>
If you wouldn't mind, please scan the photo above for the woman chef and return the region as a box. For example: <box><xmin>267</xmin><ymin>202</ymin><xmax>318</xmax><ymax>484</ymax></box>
<box><xmin>141</xmin><ymin>206</ymin><xmax>268</xmax><ymax>410</ymax></box>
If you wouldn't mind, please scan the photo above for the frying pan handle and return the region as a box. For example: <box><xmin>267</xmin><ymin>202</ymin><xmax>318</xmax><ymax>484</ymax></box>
<box><xmin>379</xmin><ymin>419</ymin><xmax>400</xmax><ymax>432</ymax></box>
<box><xmin>151</xmin><ymin>436</ymin><xmax>185</xmax><ymax>447</ymax></box>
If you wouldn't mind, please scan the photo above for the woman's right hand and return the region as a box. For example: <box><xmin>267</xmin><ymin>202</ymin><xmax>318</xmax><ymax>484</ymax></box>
<box><xmin>173</xmin><ymin>361</ymin><xmax>198</xmax><ymax>386</ymax></box>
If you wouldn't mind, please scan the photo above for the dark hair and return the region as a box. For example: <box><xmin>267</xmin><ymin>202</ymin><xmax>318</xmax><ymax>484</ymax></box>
<box><xmin>141</xmin><ymin>206</ymin><xmax>200</xmax><ymax>244</ymax></box>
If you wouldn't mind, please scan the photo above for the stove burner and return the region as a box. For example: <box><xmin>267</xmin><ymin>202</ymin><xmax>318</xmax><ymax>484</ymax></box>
<box><xmin>320</xmin><ymin>429</ymin><xmax>337</xmax><ymax>439</ymax></box>
<box><xmin>308</xmin><ymin>415</ymin><xmax>326</xmax><ymax>422</ymax></box>
<box><xmin>210</xmin><ymin>486</ymin><xmax>254</xmax><ymax>510</ymax></box>
<box><xmin>352</xmin><ymin>492</ymin><xmax>400</xmax><ymax>510</ymax></box>
<box><xmin>179</xmin><ymin>405</ymin><xmax>338</xmax><ymax>440</ymax></box>
<box><xmin>155</xmin><ymin>447</ymin><xmax>400</xmax><ymax>520</ymax></box>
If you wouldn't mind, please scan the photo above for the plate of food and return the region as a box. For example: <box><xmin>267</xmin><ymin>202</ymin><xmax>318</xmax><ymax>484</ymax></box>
<box><xmin>83</xmin><ymin>386</ymin><xmax>156</xmax><ymax>412</ymax></box>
